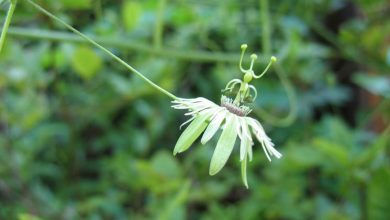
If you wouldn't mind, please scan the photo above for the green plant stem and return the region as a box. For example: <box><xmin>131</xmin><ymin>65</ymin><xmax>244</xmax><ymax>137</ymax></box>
<box><xmin>256</xmin><ymin>0</ymin><xmax>298</xmax><ymax>127</ymax></box>
<box><xmin>154</xmin><ymin>0</ymin><xmax>166</xmax><ymax>49</ymax></box>
<box><xmin>260</xmin><ymin>0</ymin><xmax>270</xmax><ymax>56</ymax></box>
<box><xmin>94</xmin><ymin>0</ymin><xmax>103</xmax><ymax>20</ymax></box>
<box><xmin>25</xmin><ymin>0</ymin><xmax>178</xmax><ymax>100</ymax></box>
<box><xmin>254</xmin><ymin>64</ymin><xmax>297</xmax><ymax>127</ymax></box>
<box><xmin>7</xmin><ymin>27</ymin><xmax>245</xmax><ymax>63</ymax></box>
<box><xmin>0</xmin><ymin>0</ymin><xmax>17</xmax><ymax>53</ymax></box>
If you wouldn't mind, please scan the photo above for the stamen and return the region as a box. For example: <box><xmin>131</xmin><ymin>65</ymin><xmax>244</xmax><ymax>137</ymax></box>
<box><xmin>221</xmin><ymin>96</ymin><xmax>252</xmax><ymax>116</ymax></box>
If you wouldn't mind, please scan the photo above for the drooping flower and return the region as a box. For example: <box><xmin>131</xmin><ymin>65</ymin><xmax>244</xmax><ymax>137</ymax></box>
<box><xmin>172</xmin><ymin>44</ymin><xmax>282</xmax><ymax>188</ymax></box>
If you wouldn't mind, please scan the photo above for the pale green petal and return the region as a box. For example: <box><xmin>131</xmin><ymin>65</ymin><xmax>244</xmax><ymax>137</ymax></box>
<box><xmin>241</xmin><ymin>154</ymin><xmax>248</xmax><ymax>188</ymax></box>
<box><xmin>173</xmin><ymin>111</ymin><xmax>213</xmax><ymax>155</ymax></box>
<box><xmin>246</xmin><ymin>117</ymin><xmax>271</xmax><ymax>161</ymax></box>
<box><xmin>201</xmin><ymin>110</ymin><xmax>226</xmax><ymax>144</ymax></box>
<box><xmin>248</xmin><ymin>141</ymin><xmax>253</xmax><ymax>161</ymax></box>
<box><xmin>209</xmin><ymin>114</ymin><xmax>238</xmax><ymax>175</ymax></box>
<box><xmin>239</xmin><ymin>118</ymin><xmax>251</xmax><ymax>161</ymax></box>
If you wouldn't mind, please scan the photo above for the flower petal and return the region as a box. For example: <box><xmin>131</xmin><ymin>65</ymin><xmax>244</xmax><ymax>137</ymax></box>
<box><xmin>173</xmin><ymin>110</ymin><xmax>213</xmax><ymax>155</ymax></box>
<box><xmin>246</xmin><ymin>117</ymin><xmax>282</xmax><ymax>161</ymax></box>
<box><xmin>241</xmin><ymin>154</ymin><xmax>248</xmax><ymax>188</ymax></box>
<box><xmin>248</xmin><ymin>141</ymin><xmax>253</xmax><ymax>161</ymax></box>
<box><xmin>209</xmin><ymin>114</ymin><xmax>238</xmax><ymax>175</ymax></box>
<box><xmin>201</xmin><ymin>110</ymin><xmax>227</xmax><ymax>144</ymax></box>
<box><xmin>239</xmin><ymin>118</ymin><xmax>251</xmax><ymax>161</ymax></box>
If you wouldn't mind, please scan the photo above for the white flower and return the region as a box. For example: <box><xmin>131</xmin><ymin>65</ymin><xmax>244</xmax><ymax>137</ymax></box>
<box><xmin>172</xmin><ymin>95</ymin><xmax>282</xmax><ymax>188</ymax></box>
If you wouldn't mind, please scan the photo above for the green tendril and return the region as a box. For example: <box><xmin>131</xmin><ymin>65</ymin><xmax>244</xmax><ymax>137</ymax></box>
<box><xmin>0</xmin><ymin>0</ymin><xmax>17</xmax><ymax>53</ymax></box>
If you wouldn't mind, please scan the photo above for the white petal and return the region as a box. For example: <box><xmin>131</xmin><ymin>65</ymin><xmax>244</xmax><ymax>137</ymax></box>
<box><xmin>264</xmin><ymin>140</ymin><xmax>282</xmax><ymax>158</ymax></box>
<box><xmin>209</xmin><ymin>114</ymin><xmax>239</xmax><ymax>175</ymax></box>
<box><xmin>260</xmin><ymin>140</ymin><xmax>272</xmax><ymax>161</ymax></box>
<box><xmin>173</xmin><ymin>110</ymin><xmax>214</xmax><ymax>155</ymax></box>
<box><xmin>201</xmin><ymin>110</ymin><xmax>227</xmax><ymax>144</ymax></box>
<box><xmin>246</xmin><ymin>117</ymin><xmax>282</xmax><ymax>161</ymax></box>
<box><xmin>179</xmin><ymin>115</ymin><xmax>196</xmax><ymax>130</ymax></box>
<box><xmin>241</xmin><ymin>154</ymin><xmax>248</xmax><ymax>188</ymax></box>
<box><xmin>238</xmin><ymin>118</ymin><xmax>247</xmax><ymax>161</ymax></box>
<box><xmin>248</xmin><ymin>141</ymin><xmax>253</xmax><ymax>161</ymax></box>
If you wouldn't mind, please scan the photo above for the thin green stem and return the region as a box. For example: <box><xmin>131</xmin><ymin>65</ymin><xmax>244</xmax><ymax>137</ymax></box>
<box><xmin>25</xmin><ymin>0</ymin><xmax>178</xmax><ymax>100</ymax></box>
<box><xmin>94</xmin><ymin>0</ymin><xmax>103</xmax><ymax>20</ymax></box>
<box><xmin>260</xmin><ymin>0</ymin><xmax>271</xmax><ymax>56</ymax></box>
<box><xmin>0</xmin><ymin>0</ymin><xmax>17</xmax><ymax>53</ymax></box>
<box><xmin>154</xmin><ymin>0</ymin><xmax>166</xmax><ymax>49</ymax></box>
<box><xmin>256</xmin><ymin>0</ymin><xmax>298</xmax><ymax>127</ymax></box>
<box><xmin>254</xmin><ymin>64</ymin><xmax>297</xmax><ymax>127</ymax></box>
<box><xmin>7</xmin><ymin>27</ymin><xmax>245</xmax><ymax>63</ymax></box>
<box><xmin>253</xmin><ymin>56</ymin><xmax>276</xmax><ymax>79</ymax></box>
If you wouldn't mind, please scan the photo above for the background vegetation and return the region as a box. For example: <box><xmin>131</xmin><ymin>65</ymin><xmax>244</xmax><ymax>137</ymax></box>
<box><xmin>1</xmin><ymin>0</ymin><xmax>389</xmax><ymax>219</ymax></box>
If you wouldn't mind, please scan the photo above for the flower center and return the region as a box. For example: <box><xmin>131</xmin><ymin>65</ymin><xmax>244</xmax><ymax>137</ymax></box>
<box><xmin>221</xmin><ymin>95</ymin><xmax>251</xmax><ymax>116</ymax></box>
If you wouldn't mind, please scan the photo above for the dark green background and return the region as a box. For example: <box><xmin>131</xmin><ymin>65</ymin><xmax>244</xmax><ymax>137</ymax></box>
<box><xmin>1</xmin><ymin>0</ymin><xmax>389</xmax><ymax>219</ymax></box>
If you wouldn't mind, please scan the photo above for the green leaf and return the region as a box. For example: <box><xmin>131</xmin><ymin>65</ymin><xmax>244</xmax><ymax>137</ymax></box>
<box><xmin>209</xmin><ymin>114</ymin><xmax>238</xmax><ymax>175</ymax></box>
<box><xmin>368</xmin><ymin>168</ymin><xmax>390</xmax><ymax>220</ymax></box>
<box><xmin>357</xmin><ymin>127</ymin><xmax>390</xmax><ymax>167</ymax></box>
<box><xmin>173</xmin><ymin>111</ymin><xmax>212</xmax><ymax>155</ymax></box>
<box><xmin>313</xmin><ymin>138</ymin><xmax>349</xmax><ymax>166</ymax></box>
<box><xmin>122</xmin><ymin>1</ymin><xmax>142</xmax><ymax>31</ymax></box>
<box><xmin>158</xmin><ymin>180</ymin><xmax>191</xmax><ymax>220</ymax></box>
<box><xmin>71</xmin><ymin>45</ymin><xmax>102</xmax><ymax>80</ymax></box>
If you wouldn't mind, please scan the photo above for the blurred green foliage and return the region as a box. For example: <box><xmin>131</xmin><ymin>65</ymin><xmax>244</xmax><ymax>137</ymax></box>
<box><xmin>0</xmin><ymin>0</ymin><xmax>389</xmax><ymax>219</ymax></box>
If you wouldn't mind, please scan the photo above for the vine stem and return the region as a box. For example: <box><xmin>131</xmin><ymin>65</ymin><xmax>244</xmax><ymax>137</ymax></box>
<box><xmin>154</xmin><ymin>0</ymin><xmax>166</xmax><ymax>49</ymax></box>
<box><xmin>0</xmin><ymin>0</ymin><xmax>17</xmax><ymax>53</ymax></box>
<box><xmin>260</xmin><ymin>0</ymin><xmax>270</xmax><ymax>56</ymax></box>
<box><xmin>256</xmin><ymin>0</ymin><xmax>298</xmax><ymax>127</ymax></box>
<box><xmin>25</xmin><ymin>0</ymin><xmax>178</xmax><ymax>101</ymax></box>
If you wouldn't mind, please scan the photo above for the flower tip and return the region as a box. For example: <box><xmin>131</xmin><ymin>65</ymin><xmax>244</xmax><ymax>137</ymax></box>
<box><xmin>209</xmin><ymin>168</ymin><xmax>219</xmax><ymax>176</ymax></box>
<box><xmin>271</xmin><ymin>56</ymin><xmax>277</xmax><ymax>63</ymax></box>
<box><xmin>250</xmin><ymin>54</ymin><xmax>258</xmax><ymax>60</ymax></box>
<box><xmin>241</xmin><ymin>44</ymin><xmax>248</xmax><ymax>49</ymax></box>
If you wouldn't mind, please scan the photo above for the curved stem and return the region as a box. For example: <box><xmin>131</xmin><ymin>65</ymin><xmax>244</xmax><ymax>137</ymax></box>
<box><xmin>254</xmin><ymin>64</ymin><xmax>297</xmax><ymax>127</ymax></box>
<box><xmin>260</xmin><ymin>0</ymin><xmax>270</xmax><ymax>56</ymax></box>
<box><xmin>256</xmin><ymin>0</ymin><xmax>298</xmax><ymax>127</ymax></box>
<box><xmin>25</xmin><ymin>0</ymin><xmax>178</xmax><ymax>100</ymax></box>
<box><xmin>0</xmin><ymin>0</ymin><xmax>17</xmax><ymax>53</ymax></box>
<box><xmin>154</xmin><ymin>0</ymin><xmax>166</xmax><ymax>49</ymax></box>
<box><xmin>253</xmin><ymin>56</ymin><xmax>276</xmax><ymax>79</ymax></box>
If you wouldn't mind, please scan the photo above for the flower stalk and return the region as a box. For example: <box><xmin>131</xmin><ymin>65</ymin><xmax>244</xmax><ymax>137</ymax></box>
<box><xmin>0</xmin><ymin>0</ymin><xmax>17</xmax><ymax>53</ymax></box>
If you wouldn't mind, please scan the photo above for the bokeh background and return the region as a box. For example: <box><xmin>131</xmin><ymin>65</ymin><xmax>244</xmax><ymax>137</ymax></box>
<box><xmin>1</xmin><ymin>0</ymin><xmax>390</xmax><ymax>219</ymax></box>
